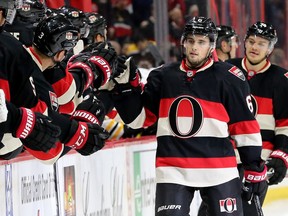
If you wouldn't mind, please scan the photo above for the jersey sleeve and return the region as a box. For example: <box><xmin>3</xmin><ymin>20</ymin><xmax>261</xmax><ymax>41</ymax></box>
<box><xmin>223</xmin><ymin>67</ymin><xmax>263</xmax><ymax>165</ymax></box>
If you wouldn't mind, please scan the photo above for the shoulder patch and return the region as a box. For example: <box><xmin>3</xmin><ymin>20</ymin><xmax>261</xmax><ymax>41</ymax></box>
<box><xmin>228</xmin><ymin>66</ymin><xmax>246</xmax><ymax>81</ymax></box>
<box><xmin>284</xmin><ymin>72</ymin><xmax>288</xmax><ymax>78</ymax></box>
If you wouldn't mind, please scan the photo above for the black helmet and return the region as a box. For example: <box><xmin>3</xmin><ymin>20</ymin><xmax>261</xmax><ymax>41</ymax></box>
<box><xmin>181</xmin><ymin>16</ymin><xmax>218</xmax><ymax>47</ymax></box>
<box><xmin>82</xmin><ymin>12</ymin><xmax>107</xmax><ymax>45</ymax></box>
<box><xmin>58</xmin><ymin>6</ymin><xmax>89</xmax><ymax>37</ymax></box>
<box><xmin>16</xmin><ymin>0</ymin><xmax>46</xmax><ymax>27</ymax></box>
<box><xmin>245</xmin><ymin>21</ymin><xmax>277</xmax><ymax>45</ymax></box>
<box><xmin>33</xmin><ymin>13</ymin><xmax>79</xmax><ymax>57</ymax></box>
<box><xmin>216</xmin><ymin>25</ymin><xmax>238</xmax><ymax>48</ymax></box>
<box><xmin>0</xmin><ymin>0</ymin><xmax>22</xmax><ymax>24</ymax></box>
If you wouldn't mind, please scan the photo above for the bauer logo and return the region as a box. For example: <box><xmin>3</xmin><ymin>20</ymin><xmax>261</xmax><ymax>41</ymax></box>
<box><xmin>219</xmin><ymin>198</ymin><xmax>237</xmax><ymax>213</ymax></box>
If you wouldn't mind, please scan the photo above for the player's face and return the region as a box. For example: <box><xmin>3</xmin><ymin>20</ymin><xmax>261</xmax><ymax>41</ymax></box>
<box><xmin>245</xmin><ymin>35</ymin><xmax>270</xmax><ymax>64</ymax></box>
<box><xmin>184</xmin><ymin>34</ymin><xmax>211</xmax><ymax>68</ymax></box>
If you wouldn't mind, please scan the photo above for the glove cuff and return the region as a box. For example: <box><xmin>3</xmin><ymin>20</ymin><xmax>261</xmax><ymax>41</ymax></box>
<box><xmin>270</xmin><ymin>150</ymin><xmax>288</xmax><ymax>168</ymax></box>
<box><xmin>244</xmin><ymin>165</ymin><xmax>267</xmax><ymax>183</ymax></box>
<box><xmin>14</xmin><ymin>108</ymin><xmax>36</xmax><ymax>139</ymax></box>
<box><xmin>88</xmin><ymin>56</ymin><xmax>111</xmax><ymax>87</ymax></box>
<box><xmin>68</xmin><ymin>62</ymin><xmax>94</xmax><ymax>92</ymax></box>
<box><xmin>65</xmin><ymin>121</ymin><xmax>89</xmax><ymax>150</ymax></box>
<box><xmin>72</xmin><ymin>110</ymin><xmax>100</xmax><ymax>125</ymax></box>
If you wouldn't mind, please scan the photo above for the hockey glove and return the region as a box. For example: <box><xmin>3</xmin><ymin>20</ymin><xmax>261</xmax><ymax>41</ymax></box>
<box><xmin>64</xmin><ymin>119</ymin><xmax>109</xmax><ymax>156</ymax></box>
<box><xmin>107</xmin><ymin>56</ymin><xmax>141</xmax><ymax>94</ymax></box>
<box><xmin>266</xmin><ymin>149</ymin><xmax>288</xmax><ymax>185</ymax></box>
<box><xmin>242</xmin><ymin>162</ymin><xmax>268</xmax><ymax>202</ymax></box>
<box><xmin>71</xmin><ymin>92</ymin><xmax>106</xmax><ymax>125</ymax></box>
<box><xmin>67</xmin><ymin>42</ymin><xmax>116</xmax><ymax>94</ymax></box>
<box><xmin>12</xmin><ymin>108</ymin><xmax>61</xmax><ymax>152</ymax></box>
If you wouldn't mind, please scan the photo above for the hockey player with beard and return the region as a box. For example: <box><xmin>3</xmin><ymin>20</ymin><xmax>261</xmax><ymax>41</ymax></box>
<box><xmin>0</xmin><ymin>4</ymin><xmax>109</xmax><ymax>163</ymax></box>
<box><xmin>226</xmin><ymin>21</ymin><xmax>288</xmax><ymax>216</ymax></box>
<box><xmin>103</xmin><ymin>16</ymin><xmax>266</xmax><ymax>215</ymax></box>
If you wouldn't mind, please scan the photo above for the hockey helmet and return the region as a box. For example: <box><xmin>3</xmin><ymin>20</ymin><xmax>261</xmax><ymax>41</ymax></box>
<box><xmin>58</xmin><ymin>6</ymin><xmax>89</xmax><ymax>37</ymax></box>
<box><xmin>216</xmin><ymin>25</ymin><xmax>238</xmax><ymax>48</ymax></box>
<box><xmin>181</xmin><ymin>16</ymin><xmax>218</xmax><ymax>48</ymax></box>
<box><xmin>82</xmin><ymin>12</ymin><xmax>107</xmax><ymax>45</ymax></box>
<box><xmin>0</xmin><ymin>0</ymin><xmax>23</xmax><ymax>24</ymax></box>
<box><xmin>16</xmin><ymin>0</ymin><xmax>46</xmax><ymax>27</ymax></box>
<box><xmin>245</xmin><ymin>21</ymin><xmax>278</xmax><ymax>46</ymax></box>
<box><xmin>33</xmin><ymin>13</ymin><xmax>79</xmax><ymax>57</ymax></box>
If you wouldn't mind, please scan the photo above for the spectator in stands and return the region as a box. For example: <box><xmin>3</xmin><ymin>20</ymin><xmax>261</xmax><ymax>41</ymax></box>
<box><xmin>130</xmin><ymin>30</ymin><xmax>164</xmax><ymax>69</ymax></box>
<box><xmin>108</xmin><ymin>0</ymin><xmax>134</xmax><ymax>44</ymax></box>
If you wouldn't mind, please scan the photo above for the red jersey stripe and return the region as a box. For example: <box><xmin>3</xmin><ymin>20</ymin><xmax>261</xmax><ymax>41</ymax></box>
<box><xmin>229</xmin><ymin>120</ymin><xmax>260</xmax><ymax>135</ymax></box>
<box><xmin>254</xmin><ymin>96</ymin><xmax>273</xmax><ymax>114</ymax></box>
<box><xmin>156</xmin><ymin>156</ymin><xmax>237</xmax><ymax>168</ymax></box>
<box><xmin>0</xmin><ymin>79</ymin><xmax>10</xmax><ymax>101</ymax></box>
<box><xmin>159</xmin><ymin>98</ymin><xmax>229</xmax><ymax>122</ymax></box>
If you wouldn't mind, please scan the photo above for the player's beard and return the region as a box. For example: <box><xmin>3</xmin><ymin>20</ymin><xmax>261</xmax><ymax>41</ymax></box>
<box><xmin>186</xmin><ymin>55</ymin><xmax>208</xmax><ymax>69</ymax></box>
<box><xmin>246</xmin><ymin>55</ymin><xmax>267</xmax><ymax>66</ymax></box>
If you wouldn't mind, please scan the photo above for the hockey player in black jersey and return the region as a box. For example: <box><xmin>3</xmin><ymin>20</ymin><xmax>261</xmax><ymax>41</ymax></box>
<box><xmin>215</xmin><ymin>25</ymin><xmax>239</xmax><ymax>61</ymax></box>
<box><xmin>104</xmin><ymin>16</ymin><xmax>267</xmax><ymax>216</ymax></box>
<box><xmin>0</xmin><ymin>89</ymin><xmax>61</xmax><ymax>159</ymax></box>
<box><xmin>4</xmin><ymin>0</ymin><xmax>46</xmax><ymax>47</ymax></box>
<box><xmin>226</xmin><ymin>21</ymin><xmax>288</xmax><ymax>216</ymax></box>
<box><xmin>0</xmin><ymin>3</ymin><xmax>109</xmax><ymax>163</ymax></box>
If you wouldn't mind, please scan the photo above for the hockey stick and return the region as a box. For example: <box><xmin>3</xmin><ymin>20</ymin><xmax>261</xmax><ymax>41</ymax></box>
<box><xmin>253</xmin><ymin>195</ymin><xmax>264</xmax><ymax>216</ymax></box>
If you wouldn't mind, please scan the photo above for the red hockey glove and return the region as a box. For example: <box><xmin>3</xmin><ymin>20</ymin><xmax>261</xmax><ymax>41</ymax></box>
<box><xmin>64</xmin><ymin>119</ymin><xmax>109</xmax><ymax>156</ymax></box>
<box><xmin>242</xmin><ymin>162</ymin><xmax>268</xmax><ymax>202</ymax></box>
<box><xmin>266</xmin><ymin>149</ymin><xmax>288</xmax><ymax>185</ymax></box>
<box><xmin>13</xmin><ymin>108</ymin><xmax>61</xmax><ymax>152</ymax></box>
<box><xmin>71</xmin><ymin>92</ymin><xmax>106</xmax><ymax>125</ymax></box>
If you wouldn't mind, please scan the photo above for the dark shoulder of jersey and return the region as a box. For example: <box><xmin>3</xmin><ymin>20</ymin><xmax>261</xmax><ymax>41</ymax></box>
<box><xmin>226</xmin><ymin>58</ymin><xmax>243</xmax><ymax>69</ymax></box>
<box><xmin>4</xmin><ymin>21</ymin><xmax>34</xmax><ymax>47</ymax></box>
<box><xmin>0</xmin><ymin>32</ymin><xmax>38</xmax><ymax>108</ymax></box>
<box><xmin>43</xmin><ymin>61</ymin><xmax>67</xmax><ymax>85</ymax></box>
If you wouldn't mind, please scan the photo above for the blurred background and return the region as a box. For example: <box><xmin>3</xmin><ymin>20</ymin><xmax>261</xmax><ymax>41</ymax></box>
<box><xmin>45</xmin><ymin>0</ymin><xmax>288</xmax><ymax>69</ymax></box>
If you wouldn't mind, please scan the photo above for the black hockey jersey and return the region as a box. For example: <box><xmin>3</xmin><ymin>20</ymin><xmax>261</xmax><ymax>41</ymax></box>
<box><xmin>0</xmin><ymin>31</ymin><xmax>65</xmax><ymax>162</ymax></box>
<box><xmin>227</xmin><ymin>57</ymin><xmax>288</xmax><ymax>160</ymax></box>
<box><xmin>113</xmin><ymin>59</ymin><xmax>262</xmax><ymax>187</ymax></box>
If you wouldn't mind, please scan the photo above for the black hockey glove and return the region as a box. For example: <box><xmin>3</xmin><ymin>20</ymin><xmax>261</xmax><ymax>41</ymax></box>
<box><xmin>109</xmin><ymin>56</ymin><xmax>141</xmax><ymax>94</ymax></box>
<box><xmin>242</xmin><ymin>162</ymin><xmax>268</xmax><ymax>202</ymax></box>
<box><xmin>64</xmin><ymin>119</ymin><xmax>109</xmax><ymax>156</ymax></box>
<box><xmin>12</xmin><ymin>108</ymin><xmax>61</xmax><ymax>152</ymax></box>
<box><xmin>71</xmin><ymin>92</ymin><xmax>106</xmax><ymax>125</ymax></box>
<box><xmin>266</xmin><ymin>149</ymin><xmax>288</xmax><ymax>185</ymax></box>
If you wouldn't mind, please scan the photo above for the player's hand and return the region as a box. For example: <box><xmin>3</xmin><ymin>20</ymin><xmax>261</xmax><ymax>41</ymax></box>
<box><xmin>104</xmin><ymin>56</ymin><xmax>141</xmax><ymax>94</ymax></box>
<box><xmin>242</xmin><ymin>162</ymin><xmax>268</xmax><ymax>202</ymax></box>
<box><xmin>266</xmin><ymin>149</ymin><xmax>288</xmax><ymax>185</ymax></box>
<box><xmin>14</xmin><ymin>108</ymin><xmax>61</xmax><ymax>152</ymax></box>
<box><xmin>64</xmin><ymin>120</ymin><xmax>109</xmax><ymax>156</ymax></box>
<box><xmin>72</xmin><ymin>92</ymin><xmax>106</xmax><ymax>125</ymax></box>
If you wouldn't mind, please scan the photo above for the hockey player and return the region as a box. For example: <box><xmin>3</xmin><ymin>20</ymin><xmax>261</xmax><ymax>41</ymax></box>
<box><xmin>4</xmin><ymin>0</ymin><xmax>46</xmax><ymax>47</ymax></box>
<box><xmin>226</xmin><ymin>21</ymin><xmax>288</xmax><ymax>215</ymax></box>
<box><xmin>105</xmin><ymin>16</ymin><xmax>267</xmax><ymax>215</ymax></box>
<box><xmin>215</xmin><ymin>25</ymin><xmax>239</xmax><ymax>61</ymax></box>
<box><xmin>0</xmin><ymin>5</ymin><xmax>109</xmax><ymax>163</ymax></box>
<box><xmin>0</xmin><ymin>89</ymin><xmax>61</xmax><ymax>159</ymax></box>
